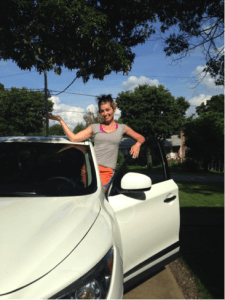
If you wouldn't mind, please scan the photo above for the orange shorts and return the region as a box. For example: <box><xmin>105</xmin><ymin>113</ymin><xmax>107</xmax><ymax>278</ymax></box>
<box><xmin>98</xmin><ymin>165</ymin><xmax>115</xmax><ymax>188</ymax></box>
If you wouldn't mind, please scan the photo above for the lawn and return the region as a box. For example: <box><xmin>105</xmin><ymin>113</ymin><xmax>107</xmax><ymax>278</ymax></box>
<box><xmin>178</xmin><ymin>182</ymin><xmax>224</xmax><ymax>299</ymax></box>
<box><xmin>178</xmin><ymin>182</ymin><xmax>224</xmax><ymax>207</ymax></box>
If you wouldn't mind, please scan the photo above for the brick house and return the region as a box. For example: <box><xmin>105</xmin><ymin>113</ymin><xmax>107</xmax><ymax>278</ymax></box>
<box><xmin>163</xmin><ymin>131</ymin><xmax>186</xmax><ymax>162</ymax></box>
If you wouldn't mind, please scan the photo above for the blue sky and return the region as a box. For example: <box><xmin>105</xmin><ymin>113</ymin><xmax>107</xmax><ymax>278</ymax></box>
<box><xmin>0</xmin><ymin>38</ymin><xmax>223</xmax><ymax>130</ymax></box>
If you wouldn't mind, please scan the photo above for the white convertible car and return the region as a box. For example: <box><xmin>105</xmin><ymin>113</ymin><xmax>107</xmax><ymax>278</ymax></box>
<box><xmin>0</xmin><ymin>136</ymin><xmax>180</xmax><ymax>299</ymax></box>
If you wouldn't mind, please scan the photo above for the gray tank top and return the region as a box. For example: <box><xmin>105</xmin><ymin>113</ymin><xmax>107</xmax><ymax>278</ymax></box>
<box><xmin>91</xmin><ymin>123</ymin><xmax>126</xmax><ymax>169</ymax></box>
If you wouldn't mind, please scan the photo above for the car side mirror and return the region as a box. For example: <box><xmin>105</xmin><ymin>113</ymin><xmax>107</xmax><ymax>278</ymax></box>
<box><xmin>121</xmin><ymin>172</ymin><xmax>152</xmax><ymax>191</ymax></box>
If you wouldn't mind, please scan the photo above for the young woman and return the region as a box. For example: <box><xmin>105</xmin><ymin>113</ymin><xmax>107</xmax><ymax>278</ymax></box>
<box><xmin>46</xmin><ymin>95</ymin><xmax>145</xmax><ymax>193</ymax></box>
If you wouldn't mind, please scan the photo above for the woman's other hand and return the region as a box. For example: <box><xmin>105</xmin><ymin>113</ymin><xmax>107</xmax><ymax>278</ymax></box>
<box><xmin>130</xmin><ymin>143</ymin><xmax>141</xmax><ymax>158</ymax></box>
<box><xmin>45</xmin><ymin>115</ymin><xmax>62</xmax><ymax>122</ymax></box>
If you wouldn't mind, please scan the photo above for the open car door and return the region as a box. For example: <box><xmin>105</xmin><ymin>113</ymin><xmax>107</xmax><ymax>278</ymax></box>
<box><xmin>107</xmin><ymin>139</ymin><xmax>180</xmax><ymax>282</ymax></box>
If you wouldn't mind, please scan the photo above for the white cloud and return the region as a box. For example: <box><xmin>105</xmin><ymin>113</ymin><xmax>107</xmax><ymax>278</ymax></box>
<box><xmin>186</xmin><ymin>94</ymin><xmax>212</xmax><ymax>117</ymax></box>
<box><xmin>192</xmin><ymin>65</ymin><xmax>224</xmax><ymax>94</ymax></box>
<box><xmin>49</xmin><ymin>96</ymin><xmax>85</xmax><ymax>130</ymax></box>
<box><xmin>189</xmin><ymin>94</ymin><xmax>212</xmax><ymax>106</ymax></box>
<box><xmin>49</xmin><ymin>97</ymin><xmax>122</xmax><ymax>129</ymax></box>
<box><xmin>122</xmin><ymin>76</ymin><xmax>160</xmax><ymax>91</ymax></box>
<box><xmin>86</xmin><ymin>104</ymin><xmax>98</xmax><ymax>114</ymax></box>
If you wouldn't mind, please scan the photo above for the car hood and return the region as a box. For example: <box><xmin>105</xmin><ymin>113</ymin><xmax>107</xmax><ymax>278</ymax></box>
<box><xmin>0</xmin><ymin>193</ymin><xmax>100</xmax><ymax>295</ymax></box>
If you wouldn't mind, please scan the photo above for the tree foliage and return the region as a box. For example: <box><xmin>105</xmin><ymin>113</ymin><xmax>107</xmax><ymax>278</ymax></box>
<box><xmin>196</xmin><ymin>94</ymin><xmax>224</xmax><ymax>116</ymax></box>
<box><xmin>116</xmin><ymin>84</ymin><xmax>190</xmax><ymax>140</ymax></box>
<box><xmin>73</xmin><ymin>122</ymin><xmax>86</xmax><ymax>134</ymax></box>
<box><xmin>156</xmin><ymin>0</ymin><xmax>224</xmax><ymax>85</ymax></box>
<box><xmin>49</xmin><ymin>124</ymin><xmax>65</xmax><ymax>136</ymax></box>
<box><xmin>0</xmin><ymin>1</ymin><xmax>222</xmax><ymax>85</ymax></box>
<box><xmin>0</xmin><ymin>0</ymin><xmax>155</xmax><ymax>81</ymax></box>
<box><xmin>83</xmin><ymin>110</ymin><xmax>103</xmax><ymax>127</ymax></box>
<box><xmin>0</xmin><ymin>84</ymin><xmax>53</xmax><ymax>136</ymax></box>
<box><xmin>184</xmin><ymin>110</ymin><xmax>224</xmax><ymax>172</ymax></box>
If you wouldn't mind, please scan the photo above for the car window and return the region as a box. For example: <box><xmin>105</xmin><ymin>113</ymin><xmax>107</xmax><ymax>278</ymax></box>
<box><xmin>118</xmin><ymin>140</ymin><xmax>167</xmax><ymax>185</ymax></box>
<box><xmin>0</xmin><ymin>143</ymin><xmax>97</xmax><ymax>197</ymax></box>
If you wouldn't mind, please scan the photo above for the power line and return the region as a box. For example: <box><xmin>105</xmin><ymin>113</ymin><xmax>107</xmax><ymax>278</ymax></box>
<box><xmin>50</xmin><ymin>90</ymin><xmax>99</xmax><ymax>98</ymax></box>
<box><xmin>102</xmin><ymin>73</ymin><xmax>196</xmax><ymax>79</ymax></box>
<box><xmin>0</xmin><ymin>70</ymin><xmax>196</xmax><ymax>80</ymax></box>
<box><xmin>0</xmin><ymin>88</ymin><xmax>199</xmax><ymax>107</ymax></box>
<box><xmin>0</xmin><ymin>71</ymin><xmax>36</xmax><ymax>78</ymax></box>
<box><xmin>53</xmin><ymin>76</ymin><xmax>78</xmax><ymax>96</ymax></box>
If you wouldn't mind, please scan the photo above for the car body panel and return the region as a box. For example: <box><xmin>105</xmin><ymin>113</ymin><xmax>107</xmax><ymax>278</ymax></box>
<box><xmin>0</xmin><ymin>202</ymin><xmax>123</xmax><ymax>299</ymax></box>
<box><xmin>0</xmin><ymin>193</ymin><xmax>100</xmax><ymax>295</ymax></box>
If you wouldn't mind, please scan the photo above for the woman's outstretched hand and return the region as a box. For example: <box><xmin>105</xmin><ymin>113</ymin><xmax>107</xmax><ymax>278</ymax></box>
<box><xmin>45</xmin><ymin>115</ymin><xmax>62</xmax><ymax>122</ymax></box>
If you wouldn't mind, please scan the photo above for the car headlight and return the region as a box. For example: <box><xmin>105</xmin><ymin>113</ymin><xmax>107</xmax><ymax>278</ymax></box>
<box><xmin>50</xmin><ymin>247</ymin><xmax>113</xmax><ymax>299</ymax></box>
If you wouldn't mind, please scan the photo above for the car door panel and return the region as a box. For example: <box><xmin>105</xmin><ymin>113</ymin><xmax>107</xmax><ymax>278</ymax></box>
<box><xmin>108</xmin><ymin>179</ymin><xmax>180</xmax><ymax>276</ymax></box>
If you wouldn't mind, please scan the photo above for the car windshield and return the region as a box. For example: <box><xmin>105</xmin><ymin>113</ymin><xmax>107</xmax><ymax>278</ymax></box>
<box><xmin>0</xmin><ymin>142</ymin><xmax>97</xmax><ymax>197</ymax></box>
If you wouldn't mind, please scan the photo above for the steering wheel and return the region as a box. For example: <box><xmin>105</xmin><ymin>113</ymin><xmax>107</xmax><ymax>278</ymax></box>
<box><xmin>46</xmin><ymin>176</ymin><xmax>76</xmax><ymax>187</ymax></box>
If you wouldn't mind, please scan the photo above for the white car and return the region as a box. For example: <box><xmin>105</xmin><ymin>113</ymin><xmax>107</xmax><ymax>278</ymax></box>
<box><xmin>0</xmin><ymin>136</ymin><xmax>180</xmax><ymax>299</ymax></box>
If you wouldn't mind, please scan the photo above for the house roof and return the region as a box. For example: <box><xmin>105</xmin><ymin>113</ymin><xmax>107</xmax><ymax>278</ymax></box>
<box><xmin>163</xmin><ymin>135</ymin><xmax>181</xmax><ymax>147</ymax></box>
<box><xmin>119</xmin><ymin>135</ymin><xmax>181</xmax><ymax>149</ymax></box>
<box><xmin>119</xmin><ymin>137</ymin><xmax>136</xmax><ymax>148</ymax></box>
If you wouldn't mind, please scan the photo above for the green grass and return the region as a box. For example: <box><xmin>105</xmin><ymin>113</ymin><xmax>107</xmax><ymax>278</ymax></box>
<box><xmin>177</xmin><ymin>182</ymin><xmax>224</xmax><ymax>299</ymax></box>
<box><xmin>178</xmin><ymin>182</ymin><xmax>224</xmax><ymax>207</ymax></box>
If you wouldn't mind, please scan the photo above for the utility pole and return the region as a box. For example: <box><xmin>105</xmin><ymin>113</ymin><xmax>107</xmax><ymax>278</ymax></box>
<box><xmin>44</xmin><ymin>70</ymin><xmax>49</xmax><ymax>136</ymax></box>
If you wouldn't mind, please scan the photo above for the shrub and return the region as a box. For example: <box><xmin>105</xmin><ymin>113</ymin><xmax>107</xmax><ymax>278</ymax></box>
<box><xmin>168</xmin><ymin>158</ymin><xmax>200</xmax><ymax>173</ymax></box>
<box><xmin>182</xmin><ymin>158</ymin><xmax>199</xmax><ymax>173</ymax></box>
<box><xmin>117</xmin><ymin>150</ymin><xmax>125</xmax><ymax>166</ymax></box>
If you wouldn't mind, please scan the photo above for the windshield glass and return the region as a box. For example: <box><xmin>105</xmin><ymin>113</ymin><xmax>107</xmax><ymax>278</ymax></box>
<box><xmin>0</xmin><ymin>142</ymin><xmax>97</xmax><ymax>197</ymax></box>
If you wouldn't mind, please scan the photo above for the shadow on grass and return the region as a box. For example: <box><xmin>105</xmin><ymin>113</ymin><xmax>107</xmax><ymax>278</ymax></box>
<box><xmin>177</xmin><ymin>182</ymin><xmax>224</xmax><ymax>196</ymax></box>
<box><xmin>180</xmin><ymin>207</ymin><xmax>224</xmax><ymax>299</ymax></box>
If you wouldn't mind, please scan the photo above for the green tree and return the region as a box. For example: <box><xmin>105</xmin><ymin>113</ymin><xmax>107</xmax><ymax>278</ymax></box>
<box><xmin>0</xmin><ymin>1</ymin><xmax>223</xmax><ymax>85</ymax></box>
<box><xmin>0</xmin><ymin>0</ymin><xmax>155</xmax><ymax>81</ymax></box>
<box><xmin>49</xmin><ymin>124</ymin><xmax>64</xmax><ymax>136</ymax></box>
<box><xmin>116</xmin><ymin>84</ymin><xmax>190</xmax><ymax>141</ymax></box>
<box><xmin>184</xmin><ymin>111</ymin><xmax>224</xmax><ymax>172</ymax></box>
<box><xmin>157</xmin><ymin>0</ymin><xmax>224</xmax><ymax>85</ymax></box>
<box><xmin>73</xmin><ymin>122</ymin><xmax>86</xmax><ymax>134</ymax></box>
<box><xmin>115</xmin><ymin>118</ymin><xmax>123</xmax><ymax>124</ymax></box>
<box><xmin>0</xmin><ymin>84</ymin><xmax>53</xmax><ymax>136</ymax></box>
<box><xmin>196</xmin><ymin>94</ymin><xmax>224</xmax><ymax>116</ymax></box>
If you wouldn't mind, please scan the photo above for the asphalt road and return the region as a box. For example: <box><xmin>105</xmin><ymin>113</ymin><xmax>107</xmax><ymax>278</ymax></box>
<box><xmin>147</xmin><ymin>173</ymin><xmax>224</xmax><ymax>182</ymax></box>
<box><xmin>170</xmin><ymin>174</ymin><xmax>224</xmax><ymax>182</ymax></box>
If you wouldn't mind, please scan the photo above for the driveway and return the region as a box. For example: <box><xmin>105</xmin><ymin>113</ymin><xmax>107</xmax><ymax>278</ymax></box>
<box><xmin>123</xmin><ymin>265</ymin><xmax>184</xmax><ymax>299</ymax></box>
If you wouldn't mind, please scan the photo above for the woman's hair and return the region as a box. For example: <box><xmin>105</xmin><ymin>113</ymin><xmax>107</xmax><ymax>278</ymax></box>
<box><xmin>96</xmin><ymin>94</ymin><xmax>116</xmax><ymax>113</ymax></box>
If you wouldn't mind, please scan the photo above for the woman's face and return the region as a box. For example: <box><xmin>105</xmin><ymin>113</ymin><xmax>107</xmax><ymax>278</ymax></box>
<box><xmin>99</xmin><ymin>102</ymin><xmax>116</xmax><ymax>124</ymax></box>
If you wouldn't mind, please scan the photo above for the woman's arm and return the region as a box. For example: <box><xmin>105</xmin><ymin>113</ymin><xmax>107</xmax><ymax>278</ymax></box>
<box><xmin>45</xmin><ymin>115</ymin><xmax>93</xmax><ymax>142</ymax></box>
<box><xmin>124</xmin><ymin>125</ymin><xmax>145</xmax><ymax>145</ymax></box>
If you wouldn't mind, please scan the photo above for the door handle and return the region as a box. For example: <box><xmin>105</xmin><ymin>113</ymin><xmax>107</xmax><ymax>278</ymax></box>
<box><xmin>164</xmin><ymin>195</ymin><xmax>176</xmax><ymax>203</ymax></box>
